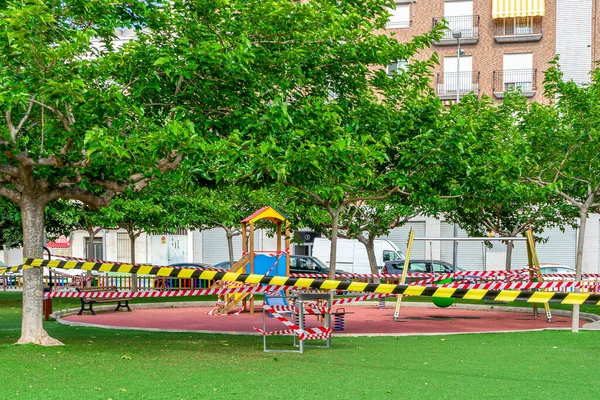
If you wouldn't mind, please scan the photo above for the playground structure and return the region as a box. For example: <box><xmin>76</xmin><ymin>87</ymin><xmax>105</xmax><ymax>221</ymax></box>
<box><xmin>393</xmin><ymin>229</ymin><xmax>552</xmax><ymax>322</ymax></box>
<box><xmin>211</xmin><ymin>206</ymin><xmax>290</xmax><ymax>315</ymax></box>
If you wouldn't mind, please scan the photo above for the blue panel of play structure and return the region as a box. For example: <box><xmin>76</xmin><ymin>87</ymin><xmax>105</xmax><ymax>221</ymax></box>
<box><xmin>245</xmin><ymin>254</ymin><xmax>287</xmax><ymax>276</ymax></box>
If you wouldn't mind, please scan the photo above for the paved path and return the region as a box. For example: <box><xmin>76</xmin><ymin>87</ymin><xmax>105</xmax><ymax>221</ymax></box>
<box><xmin>60</xmin><ymin>304</ymin><xmax>584</xmax><ymax>335</ymax></box>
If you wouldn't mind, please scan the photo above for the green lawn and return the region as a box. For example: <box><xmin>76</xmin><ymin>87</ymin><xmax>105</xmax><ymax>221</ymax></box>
<box><xmin>1</xmin><ymin>292</ymin><xmax>599</xmax><ymax>400</ymax></box>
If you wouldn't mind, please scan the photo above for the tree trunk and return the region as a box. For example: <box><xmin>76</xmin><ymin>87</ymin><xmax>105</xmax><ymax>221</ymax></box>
<box><xmin>363</xmin><ymin>236</ymin><xmax>381</xmax><ymax>284</ymax></box>
<box><xmin>18</xmin><ymin>195</ymin><xmax>63</xmax><ymax>346</ymax></box>
<box><xmin>572</xmin><ymin>207</ymin><xmax>589</xmax><ymax>333</ymax></box>
<box><xmin>130</xmin><ymin>234</ymin><xmax>138</xmax><ymax>292</ymax></box>
<box><xmin>328</xmin><ymin>211</ymin><xmax>340</xmax><ymax>279</ymax></box>
<box><xmin>505</xmin><ymin>240</ymin><xmax>513</xmax><ymax>271</ymax></box>
<box><xmin>226</xmin><ymin>231</ymin><xmax>235</xmax><ymax>266</ymax></box>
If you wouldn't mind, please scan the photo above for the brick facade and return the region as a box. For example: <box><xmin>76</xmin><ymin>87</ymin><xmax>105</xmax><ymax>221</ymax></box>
<box><xmin>384</xmin><ymin>0</ymin><xmax>588</xmax><ymax>103</ymax></box>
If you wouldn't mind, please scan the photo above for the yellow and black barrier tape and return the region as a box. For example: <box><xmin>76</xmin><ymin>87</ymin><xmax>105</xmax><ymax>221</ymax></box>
<box><xmin>3</xmin><ymin>258</ymin><xmax>600</xmax><ymax>306</ymax></box>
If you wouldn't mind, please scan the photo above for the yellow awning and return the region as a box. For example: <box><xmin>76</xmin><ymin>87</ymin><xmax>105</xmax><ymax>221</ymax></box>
<box><xmin>492</xmin><ymin>0</ymin><xmax>545</xmax><ymax>19</ymax></box>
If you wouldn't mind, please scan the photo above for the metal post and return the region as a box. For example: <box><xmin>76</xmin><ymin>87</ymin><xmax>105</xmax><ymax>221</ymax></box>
<box><xmin>452</xmin><ymin>30</ymin><xmax>462</xmax><ymax>103</ymax></box>
<box><xmin>453</xmin><ymin>223</ymin><xmax>458</xmax><ymax>270</ymax></box>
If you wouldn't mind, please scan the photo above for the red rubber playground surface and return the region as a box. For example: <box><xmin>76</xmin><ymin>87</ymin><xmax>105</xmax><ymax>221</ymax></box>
<box><xmin>60</xmin><ymin>304</ymin><xmax>585</xmax><ymax>335</ymax></box>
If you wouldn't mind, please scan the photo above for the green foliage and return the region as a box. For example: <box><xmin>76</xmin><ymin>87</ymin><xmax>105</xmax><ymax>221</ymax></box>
<box><xmin>441</xmin><ymin>93</ymin><xmax>576</xmax><ymax>246</ymax></box>
<box><xmin>0</xmin><ymin>199</ymin><xmax>80</xmax><ymax>248</ymax></box>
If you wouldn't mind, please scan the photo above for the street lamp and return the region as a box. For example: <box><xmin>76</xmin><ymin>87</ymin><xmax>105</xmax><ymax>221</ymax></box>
<box><xmin>452</xmin><ymin>30</ymin><xmax>463</xmax><ymax>104</ymax></box>
<box><xmin>451</xmin><ymin>30</ymin><xmax>463</xmax><ymax>269</ymax></box>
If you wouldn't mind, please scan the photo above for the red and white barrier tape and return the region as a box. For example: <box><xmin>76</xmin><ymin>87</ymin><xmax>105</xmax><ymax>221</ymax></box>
<box><xmin>332</xmin><ymin>293</ymin><xmax>392</xmax><ymax>305</ymax></box>
<box><xmin>254</xmin><ymin>305</ymin><xmax>332</xmax><ymax>340</ymax></box>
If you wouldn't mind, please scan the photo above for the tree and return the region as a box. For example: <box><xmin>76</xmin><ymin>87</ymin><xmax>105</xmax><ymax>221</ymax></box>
<box><xmin>518</xmin><ymin>61</ymin><xmax>600</xmax><ymax>331</ymax></box>
<box><xmin>0</xmin><ymin>1</ymin><xmax>197</xmax><ymax>345</ymax></box>
<box><xmin>333</xmin><ymin>198</ymin><xmax>420</xmax><ymax>283</ymax></box>
<box><xmin>441</xmin><ymin>94</ymin><xmax>576</xmax><ymax>269</ymax></box>
<box><xmin>227</xmin><ymin>11</ymin><xmax>446</xmax><ymax>277</ymax></box>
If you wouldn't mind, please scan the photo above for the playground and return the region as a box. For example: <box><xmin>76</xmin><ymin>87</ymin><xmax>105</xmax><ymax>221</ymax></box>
<box><xmin>58</xmin><ymin>302</ymin><xmax>590</xmax><ymax>335</ymax></box>
<box><xmin>4</xmin><ymin>206</ymin><xmax>600</xmax><ymax>398</ymax></box>
<box><xmin>1</xmin><ymin>291</ymin><xmax>600</xmax><ymax>400</ymax></box>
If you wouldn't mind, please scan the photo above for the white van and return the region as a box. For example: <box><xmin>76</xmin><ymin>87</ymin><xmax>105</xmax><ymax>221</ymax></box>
<box><xmin>312</xmin><ymin>238</ymin><xmax>404</xmax><ymax>274</ymax></box>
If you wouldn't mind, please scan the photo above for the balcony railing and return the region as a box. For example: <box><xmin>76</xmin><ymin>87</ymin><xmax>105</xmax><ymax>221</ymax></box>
<box><xmin>386</xmin><ymin>20</ymin><xmax>412</xmax><ymax>29</ymax></box>
<box><xmin>436</xmin><ymin>71</ymin><xmax>480</xmax><ymax>99</ymax></box>
<box><xmin>494</xmin><ymin>17</ymin><xmax>543</xmax><ymax>42</ymax></box>
<box><xmin>432</xmin><ymin>15</ymin><xmax>480</xmax><ymax>45</ymax></box>
<box><xmin>493</xmin><ymin>68</ymin><xmax>537</xmax><ymax>97</ymax></box>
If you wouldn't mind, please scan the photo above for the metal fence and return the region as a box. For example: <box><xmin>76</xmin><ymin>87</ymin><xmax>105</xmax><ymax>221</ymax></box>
<box><xmin>386</xmin><ymin>20</ymin><xmax>411</xmax><ymax>29</ymax></box>
<box><xmin>494</xmin><ymin>17</ymin><xmax>542</xmax><ymax>36</ymax></box>
<box><xmin>493</xmin><ymin>68</ymin><xmax>537</xmax><ymax>92</ymax></box>
<box><xmin>436</xmin><ymin>71</ymin><xmax>480</xmax><ymax>96</ymax></box>
<box><xmin>432</xmin><ymin>15</ymin><xmax>480</xmax><ymax>39</ymax></box>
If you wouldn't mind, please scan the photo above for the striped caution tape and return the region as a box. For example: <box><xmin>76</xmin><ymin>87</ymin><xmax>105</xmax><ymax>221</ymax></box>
<box><xmin>12</xmin><ymin>258</ymin><xmax>600</xmax><ymax>305</ymax></box>
<box><xmin>253</xmin><ymin>305</ymin><xmax>332</xmax><ymax>340</ymax></box>
<box><xmin>333</xmin><ymin>293</ymin><xmax>392</xmax><ymax>305</ymax></box>
<box><xmin>45</xmin><ymin>285</ymin><xmax>294</xmax><ymax>299</ymax></box>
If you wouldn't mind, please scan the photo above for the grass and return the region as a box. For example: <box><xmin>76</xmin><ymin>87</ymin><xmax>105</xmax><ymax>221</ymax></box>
<box><xmin>1</xmin><ymin>292</ymin><xmax>600</xmax><ymax>400</ymax></box>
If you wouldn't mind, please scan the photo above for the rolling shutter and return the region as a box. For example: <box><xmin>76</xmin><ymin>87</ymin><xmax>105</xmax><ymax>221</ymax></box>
<box><xmin>556</xmin><ymin>0</ymin><xmax>592</xmax><ymax>84</ymax></box>
<box><xmin>510</xmin><ymin>226</ymin><xmax>577</xmax><ymax>269</ymax></box>
<box><xmin>201</xmin><ymin>228</ymin><xmax>260</xmax><ymax>265</ymax></box>
<box><xmin>440</xmin><ymin>222</ymin><xmax>487</xmax><ymax>271</ymax></box>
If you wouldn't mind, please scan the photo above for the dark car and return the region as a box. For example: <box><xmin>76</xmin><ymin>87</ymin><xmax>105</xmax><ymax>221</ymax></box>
<box><xmin>213</xmin><ymin>255</ymin><xmax>347</xmax><ymax>275</ymax></box>
<box><xmin>382</xmin><ymin>259</ymin><xmax>470</xmax><ymax>283</ymax></box>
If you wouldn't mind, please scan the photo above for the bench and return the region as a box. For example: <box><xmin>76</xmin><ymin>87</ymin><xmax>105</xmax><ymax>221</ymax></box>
<box><xmin>76</xmin><ymin>286</ymin><xmax>132</xmax><ymax>315</ymax></box>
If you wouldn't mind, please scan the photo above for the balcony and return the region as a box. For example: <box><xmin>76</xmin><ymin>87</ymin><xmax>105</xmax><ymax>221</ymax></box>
<box><xmin>493</xmin><ymin>69</ymin><xmax>537</xmax><ymax>98</ymax></box>
<box><xmin>432</xmin><ymin>15</ymin><xmax>480</xmax><ymax>45</ymax></box>
<box><xmin>386</xmin><ymin>20</ymin><xmax>412</xmax><ymax>29</ymax></box>
<box><xmin>436</xmin><ymin>71</ymin><xmax>480</xmax><ymax>100</ymax></box>
<box><xmin>494</xmin><ymin>17</ymin><xmax>543</xmax><ymax>43</ymax></box>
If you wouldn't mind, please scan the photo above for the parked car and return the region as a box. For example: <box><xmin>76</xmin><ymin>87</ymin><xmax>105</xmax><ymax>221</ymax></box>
<box><xmin>536</xmin><ymin>264</ymin><xmax>576</xmax><ymax>275</ymax></box>
<box><xmin>213</xmin><ymin>255</ymin><xmax>348</xmax><ymax>275</ymax></box>
<box><xmin>382</xmin><ymin>259</ymin><xmax>472</xmax><ymax>283</ymax></box>
<box><xmin>169</xmin><ymin>262</ymin><xmax>217</xmax><ymax>270</ymax></box>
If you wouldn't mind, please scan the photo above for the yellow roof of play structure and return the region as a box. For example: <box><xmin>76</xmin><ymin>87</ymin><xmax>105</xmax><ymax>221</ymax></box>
<box><xmin>241</xmin><ymin>206</ymin><xmax>287</xmax><ymax>224</ymax></box>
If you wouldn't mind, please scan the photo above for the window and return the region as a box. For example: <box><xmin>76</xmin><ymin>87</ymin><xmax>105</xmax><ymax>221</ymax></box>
<box><xmin>387</xmin><ymin>4</ymin><xmax>410</xmax><ymax>28</ymax></box>
<box><xmin>502</xmin><ymin>17</ymin><xmax>533</xmax><ymax>35</ymax></box>
<box><xmin>117</xmin><ymin>232</ymin><xmax>131</xmax><ymax>263</ymax></box>
<box><xmin>503</xmin><ymin>53</ymin><xmax>533</xmax><ymax>91</ymax></box>
<box><xmin>443</xmin><ymin>55</ymin><xmax>473</xmax><ymax>93</ymax></box>
<box><xmin>408</xmin><ymin>262</ymin><xmax>428</xmax><ymax>273</ymax></box>
<box><xmin>433</xmin><ymin>263</ymin><xmax>453</xmax><ymax>273</ymax></box>
<box><xmin>84</xmin><ymin>238</ymin><xmax>103</xmax><ymax>260</ymax></box>
<box><xmin>444</xmin><ymin>1</ymin><xmax>474</xmax><ymax>36</ymax></box>
<box><xmin>387</xmin><ymin>60</ymin><xmax>408</xmax><ymax>76</ymax></box>
<box><xmin>383</xmin><ymin>250</ymin><xmax>400</xmax><ymax>262</ymax></box>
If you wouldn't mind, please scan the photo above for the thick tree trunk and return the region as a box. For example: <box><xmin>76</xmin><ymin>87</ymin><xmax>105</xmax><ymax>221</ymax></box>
<box><xmin>328</xmin><ymin>211</ymin><xmax>340</xmax><ymax>279</ymax></box>
<box><xmin>572</xmin><ymin>207</ymin><xmax>589</xmax><ymax>333</ymax></box>
<box><xmin>505</xmin><ymin>241</ymin><xmax>513</xmax><ymax>271</ymax></box>
<box><xmin>18</xmin><ymin>195</ymin><xmax>63</xmax><ymax>346</ymax></box>
<box><xmin>226</xmin><ymin>232</ymin><xmax>235</xmax><ymax>266</ymax></box>
<box><xmin>130</xmin><ymin>234</ymin><xmax>138</xmax><ymax>292</ymax></box>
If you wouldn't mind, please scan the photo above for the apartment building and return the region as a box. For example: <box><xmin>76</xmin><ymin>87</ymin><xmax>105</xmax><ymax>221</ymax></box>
<box><xmin>386</xmin><ymin>0</ymin><xmax>600</xmax><ymax>103</ymax></box>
